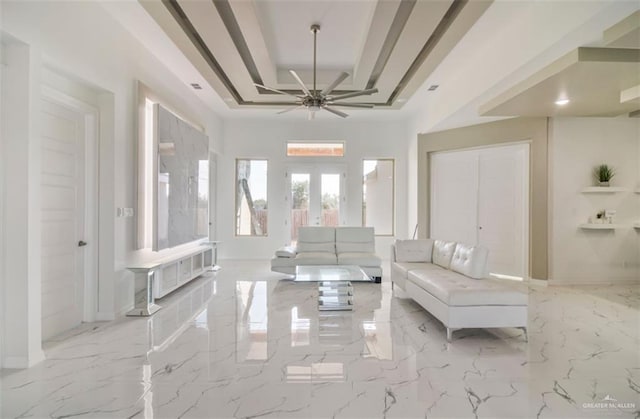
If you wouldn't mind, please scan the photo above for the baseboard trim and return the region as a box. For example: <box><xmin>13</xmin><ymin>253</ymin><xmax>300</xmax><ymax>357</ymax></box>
<box><xmin>547</xmin><ymin>278</ymin><xmax>640</xmax><ymax>286</ymax></box>
<box><xmin>95</xmin><ymin>311</ymin><xmax>115</xmax><ymax>321</ymax></box>
<box><xmin>528</xmin><ymin>278</ymin><xmax>548</xmax><ymax>286</ymax></box>
<box><xmin>3</xmin><ymin>350</ymin><xmax>46</xmax><ymax>369</ymax></box>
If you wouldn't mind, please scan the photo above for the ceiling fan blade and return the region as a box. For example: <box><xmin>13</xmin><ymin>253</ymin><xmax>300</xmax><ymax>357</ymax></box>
<box><xmin>277</xmin><ymin>105</ymin><xmax>304</xmax><ymax>114</ymax></box>
<box><xmin>329</xmin><ymin>102</ymin><xmax>374</xmax><ymax>109</ymax></box>
<box><xmin>254</xmin><ymin>83</ymin><xmax>302</xmax><ymax>98</ymax></box>
<box><xmin>328</xmin><ymin>88</ymin><xmax>378</xmax><ymax>101</ymax></box>
<box><xmin>321</xmin><ymin>72</ymin><xmax>349</xmax><ymax>96</ymax></box>
<box><xmin>323</xmin><ymin>106</ymin><xmax>349</xmax><ymax>118</ymax></box>
<box><xmin>289</xmin><ymin>70</ymin><xmax>312</xmax><ymax>96</ymax></box>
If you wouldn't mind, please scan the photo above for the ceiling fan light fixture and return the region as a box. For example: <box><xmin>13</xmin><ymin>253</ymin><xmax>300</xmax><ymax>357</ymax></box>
<box><xmin>258</xmin><ymin>24</ymin><xmax>378</xmax><ymax>118</ymax></box>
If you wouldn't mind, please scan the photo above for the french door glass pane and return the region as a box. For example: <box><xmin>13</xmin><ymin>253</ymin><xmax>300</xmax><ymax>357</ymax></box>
<box><xmin>321</xmin><ymin>174</ymin><xmax>340</xmax><ymax>227</ymax></box>
<box><xmin>291</xmin><ymin>173</ymin><xmax>310</xmax><ymax>243</ymax></box>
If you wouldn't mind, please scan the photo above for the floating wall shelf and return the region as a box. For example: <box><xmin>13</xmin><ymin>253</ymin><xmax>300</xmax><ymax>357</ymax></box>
<box><xmin>581</xmin><ymin>187</ymin><xmax>626</xmax><ymax>193</ymax></box>
<box><xmin>633</xmin><ymin>223</ymin><xmax>640</xmax><ymax>230</ymax></box>
<box><xmin>579</xmin><ymin>223</ymin><xmax>625</xmax><ymax>230</ymax></box>
<box><xmin>635</xmin><ymin>188</ymin><xmax>640</xmax><ymax>194</ymax></box>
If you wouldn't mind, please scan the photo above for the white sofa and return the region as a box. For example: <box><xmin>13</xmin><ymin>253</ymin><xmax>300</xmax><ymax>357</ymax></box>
<box><xmin>391</xmin><ymin>239</ymin><xmax>528</xmax><ymax>342</ymax></box>
<box><xmin>271</xmin><ymin>226</ymin><xmax>382</xmax><ymax>282</ymax></box>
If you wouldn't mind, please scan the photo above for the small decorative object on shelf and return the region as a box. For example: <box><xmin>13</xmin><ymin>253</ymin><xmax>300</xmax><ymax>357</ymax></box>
<box><xmin>594</xmin><ymin>164</ymin><xmax>615</xmax><ymax>187</ymax></box>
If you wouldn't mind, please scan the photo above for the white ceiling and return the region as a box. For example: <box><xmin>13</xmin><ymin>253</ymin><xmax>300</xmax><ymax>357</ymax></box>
<box><xmin>103</xmin><ymin>0</ymin><xmax>640</xmax><ymax>126</ymax></box>
<box><xmin>253</xmin><ymin>0</ymin><xmax>376</xmax><ymax>71</ymax></box>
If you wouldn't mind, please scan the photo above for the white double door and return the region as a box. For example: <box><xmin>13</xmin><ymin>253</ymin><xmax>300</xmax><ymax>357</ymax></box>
<box><xmin>430</xmin><ymin>144</ymin><xmax>529</xmax><ymax>279</ymax></box>
<box><xmin>286</xmin><ymin>165</ymin><xmax>346</xmax><ymax>244</ymax></box>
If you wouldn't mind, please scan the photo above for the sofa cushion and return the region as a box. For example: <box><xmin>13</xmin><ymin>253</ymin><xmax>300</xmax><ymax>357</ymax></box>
<box><xmin>337</xmin><ymin>252</ymin><xmax>381</xmax><ymax>267</ymax></box>
<box><xmin>297</xmin><ymin>227</ymin><xmax>336</xmax><ymax>253</ymax></box>
<box><xmin>432</xmin><ymin>240</ymin><xmax>456</xmax><ymax>269</ymax></box>
<box><xmin>395</xmin><ymin>239</ymin><xmax>434</xmax><ymax>263</ymax></box>
<box><xmin>275</xmin><ymin>246</ymin><xmax>296</xmax><ymax>258</ymax></box>
<box><xmin>335</xmin><ymin>227</ymin><xmax>375</xmax><ymax>253</ymax></box>
<box><xmin>450</xmin><ymin>243</ymin><xmax>488</xmax><ymax>279</ymax></box>
<box><xmin>407</xmin><ymin>270</ymin><xmax>527</xmax><ymax>306</ymax></box>
<box><xmin>294</xmin><ymin>252</ymin><xmax>337</xmax><ymax>265</ymax></box>
<box><xmin>392</xmin><ymin>261</ymin><xmax>438</xmax><ymax>277</ymax></box>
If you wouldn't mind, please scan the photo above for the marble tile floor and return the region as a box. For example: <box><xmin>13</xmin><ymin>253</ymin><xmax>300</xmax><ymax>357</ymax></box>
<box><xmin>1</xmin><ymin>260</ymin><xmax>638</xmax><ymax>418</ymax></box>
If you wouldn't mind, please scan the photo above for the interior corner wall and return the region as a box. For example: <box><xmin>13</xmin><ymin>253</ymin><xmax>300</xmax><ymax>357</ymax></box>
<box><xmin>548</xmin><ymin>117</ymin><xmax>640</xmax><ymax>284</ymax></box>
<box><xmin>1</xmin><ymin>0</ymin><xmax>223</xmax><ymax>331</ymax></box>
<box><xmin>417</xmin><ymin>117</ymin><xmax>549</xmax><ymax>280</ymax></box>
<box><xmin>1</xmin><ymin>39</ymin><xmax>46</xmax><ymax>368</ymax></box>
<box><xmin>406</xmin><ymin>114</ymin><xmax>421</xmax><ymax>238</ymax></box>
<box><xmin>217</xmin><ymin>119</ymin><xmax>411</xmax><ymax>260</ymax></box>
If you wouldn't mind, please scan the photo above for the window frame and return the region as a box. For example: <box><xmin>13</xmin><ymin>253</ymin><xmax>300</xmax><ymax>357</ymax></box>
<box><xmin>235</xmin><ymin>158</ymin><xmax>269</xmax><ymax>237</ymax></box>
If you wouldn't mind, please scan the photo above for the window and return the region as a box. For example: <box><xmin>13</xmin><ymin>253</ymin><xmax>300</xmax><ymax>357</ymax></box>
<box><xmin>236</xmin><ymin>159</ymin><xmax>268</xmax><ymax>236</ymax></box>
<box><xmin>286</xmin><ymin>142</ymin><xmax>344</xmax><ymax>157</ymax></box>
<box><xmin>362</xmin><ymin>159</ymin><xmax>394</xmax><ymax>235</ymax></box>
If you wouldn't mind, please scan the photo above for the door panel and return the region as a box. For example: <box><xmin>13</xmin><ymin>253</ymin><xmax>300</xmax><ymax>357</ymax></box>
<box><xmin>40</xmin><ymin>98</ymin><xmax>85</xmax><ymax>340</ymax></box>
<box><xmin>478</xmin><ymin>145</ymin><xmax>528</xmax><ymax>278</ymax></box>
<box><xmin>430</xmin><ymin>149</ymin><xmax>479</xmax><ymax>244</ymax></box>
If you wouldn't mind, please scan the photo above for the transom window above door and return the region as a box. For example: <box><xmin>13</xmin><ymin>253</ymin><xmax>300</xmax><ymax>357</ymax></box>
<box><xmin>286</xmin><ymin>142</ymin><xmax>344</xmax><ymax>157</ymax></box>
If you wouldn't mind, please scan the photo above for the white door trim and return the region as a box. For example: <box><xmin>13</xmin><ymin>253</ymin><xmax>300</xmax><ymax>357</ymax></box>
<box><xmin>41</xmin><ymin>85</ymin><xmax>99</xmax><ymax>323</ymax></box>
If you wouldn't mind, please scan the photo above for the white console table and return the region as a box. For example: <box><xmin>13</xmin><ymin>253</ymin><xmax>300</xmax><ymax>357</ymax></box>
<box><xmin>126</xmin><ymin>245</ymin><xmax>214</xmax><ymax>317</ymax></box>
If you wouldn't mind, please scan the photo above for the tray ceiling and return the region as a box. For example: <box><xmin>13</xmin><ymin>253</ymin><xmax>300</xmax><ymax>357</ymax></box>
<box><xmin>480</xmin><ymin>10</ymin><xmax>640</xmax><ymax>118</ymax></box>
<box><xmin>140</xmin><ymin>0</ymin><xmax>491</xmax><ymax>110</ymax></box>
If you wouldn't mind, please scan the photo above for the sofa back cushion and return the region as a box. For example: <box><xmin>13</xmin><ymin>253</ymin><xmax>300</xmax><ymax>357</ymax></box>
<box><xmin>335</xmin><ymin>227</ymin><xmax>375</xmax><ymax>253</ymax></box>
<box><xmin>432</xmin><ymin>240</ymin><xmax>456</xmax><ymax>269</ymax></box>
<box><xmin>297</xmin><ymin>227</ymin><xmax>336</xmax><ymax>253</ymax></box>
<box><xmin>395</xmin><ymin>239</ymin><xmax>434</xmax><ymax>262</ymax></box>
<box><xmin>450</xmin><ymin>243</ymin><xmax>489</xmax><ymax>279</ymax></box>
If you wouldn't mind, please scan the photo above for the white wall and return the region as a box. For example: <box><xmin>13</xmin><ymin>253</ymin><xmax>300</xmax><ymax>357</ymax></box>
<box><xmin>406</xmin><ymin>114</ymin><xmax>421</xmax><ymax>239</ymax></box>
<box><xmin>549</xmin><ymin>117</ymin><xmax>640</xmax><ymax>284</ymax></box>
<box><xmin>217</xmin><ymin>119</ymin><xmax>410</xmax><ymax>260</ymax></box>
<box><xmin>1</xmin><ymin>1</ymin><xmax>222</xmax><ymax>366</ymax></box>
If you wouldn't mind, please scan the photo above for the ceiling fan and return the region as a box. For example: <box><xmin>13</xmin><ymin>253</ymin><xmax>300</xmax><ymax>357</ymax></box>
<box><xmin>254</xmin><ymin>24</ymin><xmax>378</xmax><ymax>119</ymax></box>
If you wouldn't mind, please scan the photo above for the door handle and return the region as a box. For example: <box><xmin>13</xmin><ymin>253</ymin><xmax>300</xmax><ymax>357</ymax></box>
<box><xmin>78</xmin><ymin>240</ymin><xmax>88</xmax><ymax>247</ymax></box>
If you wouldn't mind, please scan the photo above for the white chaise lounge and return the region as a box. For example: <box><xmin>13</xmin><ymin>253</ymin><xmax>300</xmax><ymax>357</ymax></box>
<box><xmin>271</xmin><ymin>226</ymin><xmax>383</xmax><ymax>282</ymax></box>
<box><xmin>391</xmin><ymin>239</ymin><xmax>528</xmax><ymax>342</ymax></box>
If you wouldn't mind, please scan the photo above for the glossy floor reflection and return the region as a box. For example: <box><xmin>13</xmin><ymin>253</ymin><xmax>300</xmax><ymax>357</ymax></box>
<box><xmin>1</xmin><ymin>261</ymin><xmax>639</xmax><ymax>418</ymax></box>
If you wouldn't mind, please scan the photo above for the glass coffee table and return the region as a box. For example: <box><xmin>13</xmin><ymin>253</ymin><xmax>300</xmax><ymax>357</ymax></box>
<box><xmin>294</xmin><ymin>265</ymin><xmax>373</xmax><ymax>311</ymax></box>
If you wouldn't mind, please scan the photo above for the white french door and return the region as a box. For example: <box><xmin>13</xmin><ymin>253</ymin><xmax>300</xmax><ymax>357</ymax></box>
<box><xmin>287</xmin><ymin>165</ymin><xmax>346</xmax><ymax>245</ymax></box>
<box><xmin>430</xmin><ymin>144</ymin><xmax>529</xmax><ymax>279</ymax></box>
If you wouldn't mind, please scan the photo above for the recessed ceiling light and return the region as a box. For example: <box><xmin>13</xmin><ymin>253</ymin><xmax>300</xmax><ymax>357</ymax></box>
<box><xmin>397</xmin><ymin>98</ymin><xmax>407</xmax><ymax>103</ymax></box>
<box><xmin>555</xmin><ymin>98</ymin><xmax>570</xmax><ymax>106</ymax></box>
<box><xmin>190</xmin><ymin>83</ymin><xmax>202</xmax><ymax>90</ymax></box>
<box><xmin>428</xmin><ymin>85</ymin><xmax>439</xmax><ymax>91</ymax></box>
